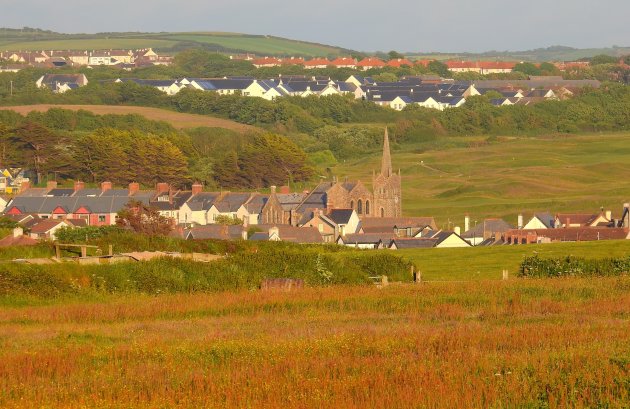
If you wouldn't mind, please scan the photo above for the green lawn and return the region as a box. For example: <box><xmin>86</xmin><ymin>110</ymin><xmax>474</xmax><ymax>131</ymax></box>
<box><xmin>334</xmin><ymin>132</ymin><xmax>630</xmax><ymax>225</ymax></box>
<box><xmin>397</xmin><ymin>239</ymin><xmax>630</xmax><ymax>281</ymax></box>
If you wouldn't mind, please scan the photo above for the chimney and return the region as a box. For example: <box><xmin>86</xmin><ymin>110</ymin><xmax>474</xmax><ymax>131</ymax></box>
<box><xmin>518</xmin><ymin>214</ymin><xmax>523</xmax><ymax>229</ymax></box>
<box><xmin>101</xmin><ymin>181</ymin><xmax>112</xmax><ymax>192</ymax></box>
<box><xmin>464</xmin><ymin>214</ymin><xmax>470</xmax><ymax>232</ymax></box>
<box><xmin>279</xmin><ymin>185</ymin><xmax>290</xmax><ymax>194</ymax></box>
<box><xmin>12</xmin><ymin>227</ymin><xmax>23</xmax><ymax>238</ymax></box>
<box><xmin>624</xmin><ymin>203</ymin><xmax>630</xmax><ymax>228</ymax></box>
<box><xmin>156</xmin><ymin>182</ymin><xmax>169</xmax><ymax>194</ymax></box>
<box><xmin>241</xmin><ymin>228</ymin><xmax>248</xmax><ymax>240</ymax></box>
<box><xmin>565</xmin><ymin>217</ymin><xmax>570</xmax><ymax>228</ymax></box>
<box><xmin>270</xmin><ymin>185</ymin><xmax>277</xmax><ymax>194</ymax></box>
<box><xmin>192</xmin><ymin>183</ymin><xmax>203</xmax><ymax>195</ymax></box>
<box><xmin>74</xmin><ymin>180</ymin><xmax>85</xmax><ymax>192</ymax></box>
<box><xmin>605</xmin><ymin>210</ymin><xmax>612</xmax><ymax>221</ymax></box>
<box><xmin>21</xmin><ymin>181</ymin><xmax>30</xmax><ymax>191</ymax></box>
<box><xmin>269</xmin><ymin>226</ymin><xmax>279</xmax><ymax>239</ymax></box>
<box><xmin>454</xmin><ymin>226</ymin><xmax>461</xmax><ymax>235</ymax></box>
<box><xmin>128</xmin><ymin>182</ymin><xmax>140</xmax><ymax>196</ymax></box>
<box><xmin>46</xmin><ymin>180</ymin><xmax>57</xmax><ymax>190</ymax></box>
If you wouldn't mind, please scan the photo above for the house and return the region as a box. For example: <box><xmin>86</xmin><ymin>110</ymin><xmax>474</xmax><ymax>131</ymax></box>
<box><xmin>28</xmin><ymin>219</ymin><xmax>73</xmax><ymax>241</ymax></box>
<box><xmin>0</xmin><ymin>168</ymin><xmax>29</xmax><ymax>194</ymax></box>
<box><xmin>303</xmin><ymin>58</ymin><xmax>330</xmax><ymax>69</ymax></box>
<box><xmin>330</xmin><ymin>57</ymin><xmax>357</xmax><ymax>69</ymax></box>
<box><xmin>183</xmin><ymin>224</ymin><xmax>246</xmax><ymax>240</ymax></box>
<box><xmin>357</xmin><ymin>58</ymin><xmax>386</xmax><ymax>70</ymax></box>
<box><xmin>336</xmin><ymin>233</ymin><xmax>391</xmax><ymax>249</ymax></box>
<box><xmin>504</xmin><ymin>227</ymin><xmax>629</xmax><ymax>244</ymax></box>
<box><xmin>389</xmin><ymin>230</ymin><xmax>471</xmax><ymax>249</ymax></box>
<box><xmin>0</xmin><ymin>227</ymin><xmax>39</xmax><ymax>247</ymax></box>
<box><xmin>36</xmin><ymin>73</ymin><xmax>88</xmax><ymax>93</ymax></box>
<box><xmin>461</xmin><ymin>218</ymin><xmax>514</xmax><ymax>246</ymax></box>
<box><xmin>360</xmin><ymin>217</ymin><xmax>438</xmax><ymax>236</ymax></box>
<box><xmin>301</xmin><ymin>208</ymin><xmax>360</xmax><ymax>243</ymax></box>
<box><xmin>523</xmin><ymin>212</ymin><xmax>555</xmax><ymax>229</ymax></box>
<box><xmin>554</xmin><ymin>212</ymin><xmax>610</xmax><ymax>228</ymax></box>
<box><xmin>249</xmin><ymin>225</ymin><xmax>323</xmax><ymax>243</ymax></box>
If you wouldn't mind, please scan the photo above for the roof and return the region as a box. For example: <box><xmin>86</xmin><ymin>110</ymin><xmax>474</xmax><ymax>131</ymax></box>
<box><xmin>252</xmin><ymin>225</ymin><xmax>323</xmax><ymax>243</ymax></box>
<box><xmin>0</xmin><ymin>234</ymin><xmax>39</xmax><ymax>247</ymax></box>
<box><xmin>187</xmin><ymin>225</ymin><xmax>245</xmax><ymax>240</ymax></box>
<box><xmin>29</xmin><ymin>219</ymin><xmax>68</xmax><ymax>234</ymax></box>
<box><xmin>390</xmin><ymin>238</ymin><xmax>437</xmax><ymax>249</ymax></box>
<box><xmin>327</xmin><ymin>209</ymin><xmax>354</xmax><ymax>225</ymax></box>
<box><xmin>360</xmin><ymin>217</ymin><xmax>438</xmax><ymax>232</ymax></box>
<box><xmin>461</xmin><ymin>218</ymin><xmax>514</xmax><ymax>239</ymax></box>
<box><xmin>555</xmin><ymin>213</ymin><xmax>598</xmax><ymax>226</ymax></box>
<box><xmin>505</xmin><ymin>227</ymin><xmax>629</xmax><ymax>242</ymax></box>
<box><xmin>341</xmin><ymin>233</ymin><xmax>393</xmax><ymax>246</ymax></box>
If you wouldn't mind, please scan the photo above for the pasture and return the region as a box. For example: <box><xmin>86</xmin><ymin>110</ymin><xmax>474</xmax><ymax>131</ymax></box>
<box><xmin>0</xmin><ymin>104</ymin><xmax>256</xmax><ymax>132</ymax></box>
<box><xmin>0</xmin><ymin>277</ymin><xmax>627</xmax><ymax>408</ymax></box>
<box><xmin>334</xmin><ymin>132</ymin><xmax>630</xmax><ymax>224</ymax></box>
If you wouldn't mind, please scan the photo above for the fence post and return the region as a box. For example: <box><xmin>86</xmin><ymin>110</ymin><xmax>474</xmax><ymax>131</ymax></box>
<box><xmin>502</xmin><ymin>269</ymin><xmax>509</xmax><ymax>280</ymax></box>
<box><xmin>381</xmin><ymin>275</ymin><xmax>389</xmax><ymax>287</ymax></box>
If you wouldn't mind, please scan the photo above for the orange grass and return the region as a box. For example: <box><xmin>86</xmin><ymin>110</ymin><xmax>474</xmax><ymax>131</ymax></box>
<box><xmin>0</xmin><ymin>278</ymin><xmax>629</xmax><ymax>408</ymax></box>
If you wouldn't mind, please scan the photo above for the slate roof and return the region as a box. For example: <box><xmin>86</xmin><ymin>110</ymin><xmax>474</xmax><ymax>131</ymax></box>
<box><xmin>340</xmin><ymin>233</ymin><xmax>393</xmax><ymax>246</ymax></box>
<box><xmin>390</xmin><ymin>238</ymin><xmax>438</xmax><ymax>249</ymax></box>
<box><xmin>214</xmin><ymin>193</ymin><xmax>253</xmax><ymax>212</ymax></box>
<box><xmin>461</xmin><ymin>218</ymin><xmax>514</xmax><ymax>239</ymax></box>
<box><xmin>252</xmin><ymin>225</ymin><xmax>323</xmax><ymax>243</ymax></box>
<box><xmin>7</xmin><ymin>195</ymin><xmax>147</xmax><ymax>214</ymax></box>
<box><xmin>187</xmin><ymin>225</ymin><xmax>245</xmax><ymax>240</ymax></box>
<box><xmin>185</xmin><ymin>192</ymin><xmax>222</xmax><ymax>211</ymax></box>
<box><xmin>360</xmin><ymin>217</ymin><xmax>438</xmax><ymax>233</ymax></box>
<box><xmin>327</xmin><ymin>209</ymin><xmax>354</xmax><ymax>225</ymax></box>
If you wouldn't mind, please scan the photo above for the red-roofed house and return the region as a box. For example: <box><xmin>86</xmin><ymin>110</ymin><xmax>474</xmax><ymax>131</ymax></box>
<box><xmin>330</xmin><ymin>57</ymin><xmax>357</xmax><ymax>69</ymax></box>
<box><xmin>386</xmin><ymin>59</ymin><xmax>414</xmax><ymax>68</ymax></box>
<box><xmin>252</xmin><ymin>57</ymin><xmax>282</xmax><ymax>68</ymax></box>
<box><xmin>303</xmin><ymin>58</ymin><xmax>331</xmax><ymax>69</ymax></box>
<box><xmin>357</xmin><ymin>57</ymin><xmax>386</xmax><ymax>70</ymax></box>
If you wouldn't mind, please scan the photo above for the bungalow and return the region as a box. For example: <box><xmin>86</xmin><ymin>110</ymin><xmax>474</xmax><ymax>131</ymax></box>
<box><xmin>242</xmin><ymin>79</ymin><xmax>285</xmax><ymax>100</ymax></box>
<box><xmin>523</xmin><ymin>212</ymin><xmax>555</xmax><ymax>229</ymax></box>
<box><xmin>183</xmin><ymin>224</ymin><xmax>247</xmax><ymax>240</ymax></box>
<box><xmin>28</xmin><ymin>219</ymin><xmax>73</xmax><ymax>241</ymax></box>
<box><xmin>330</xmin><ymin>57</ymin><xmax>357</xmax><ymax>69</ymax></box>
<box><xmin>356</xmin><ymin>58</ymin><xmax>386</xmax><ymax>70</ymax></box>
<box><xmin>554</xmin><ymin>212</ymin><xmax>610</xmax><ymax>228</ymax></box>
<box><xmin>360</xmin><ymin>217</ymin><xmax>438</xmax><ymax>236</ymax></box>
<box><xmin>303</xmin><ymin>58</ymin><xmax>330</xmax><ymax>69</ymax></box>
<box><xmin>336</xmin><ymin>233</ymin><xmax>391</xmax><ymax>249</ymax></box>
<box><xmin>461</xmin><ymin>218</ymin><xmax>514</xmax><ymax>246</ymax></box>
<box><xmin>504</xmin><ymin>227</ymin><xmax>630</xmax><ymax>244</ymax></box>
<box><xmin>36</xmin><ymin>73</ymin><xmax>88</xmax><ymax>93</ymax></box>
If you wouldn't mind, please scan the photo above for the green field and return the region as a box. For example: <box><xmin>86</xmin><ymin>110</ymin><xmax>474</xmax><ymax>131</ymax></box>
<box><xmin>400</xmin><ymin>239</ymin><xmax>630</xmax><ymax>281</ymax></box>
<box><xmin>334</xmin><ymin>132</ymin><xmax>630</xmax><ymax>225</ymax></box>
<box><xmin>0</xmin><ymin>38</ymin><xmax>178</xmax><ymax>51</ymax></box>
<box><xmin>164</xmin><ymin>33</ymin><xmax>347</xmax><ymax>56</ymax></box>
<box><xmin>0</xmin><ymin>30</ymin><xmax>350</xmax><ymax>56</ymax></box>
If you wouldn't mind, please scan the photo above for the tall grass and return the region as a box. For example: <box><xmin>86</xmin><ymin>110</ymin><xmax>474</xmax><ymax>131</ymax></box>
<box><xmin>0</xmin><ymin>278</ymin><xmax>628</xmax><ymax>408</ymax></box>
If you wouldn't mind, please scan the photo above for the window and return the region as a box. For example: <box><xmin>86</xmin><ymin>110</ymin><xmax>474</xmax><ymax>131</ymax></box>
<box><xmin>98</xmin><ymin>215</ymin><xmax>106</xmax><ymax>223</ymax></box>
<box><xmin>381</xmin><ymin>208</ymin><xmax>385</xmax><ymax>217</ymax></box>
<box><xmin>318</xmin><ymin>223</ymin><xmax>324</xmax><ymax>233</ymax></box>
<box><xmin>357</xmin><ymin>200</ymin><xmax>363</xmax><ymax>214</ymax></box>
<box><xmin>350</xmin><ymin>200</ymin><xmax>354</xmax><ymax>210</ymax></box>
<box><xmin>365</xmin><ymin>200</ymin><xmax>370</xmax><ymax>215</ymax></box>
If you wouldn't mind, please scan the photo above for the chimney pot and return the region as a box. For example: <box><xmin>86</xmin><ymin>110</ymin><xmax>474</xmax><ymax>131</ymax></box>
<box><xmin>192</xmin><ymin>183</ymin><xmax>203</xmax><ymax>195</ymax></box>
<box><xmin>73</xmin><ymin>181</ymin><xmax>85</xmax><ymax>192</ymax></box>
<box><xmin>21</xmin><ymin>181</ymin><xmax>31</xmax><ymax>192</ymax></box>
<box><xmin>128</xmin><ymin>182</ymin><xmax>140</xmax><ymax>195</ymax></box>
<box><xmin>101</xmin><ymin>181</ymin><xmax>112</xmax><ymax>192</ymax></box>
<box><xmin>46</xmin><ymin>180</ymin><xmax>57</xmax><ymax>190</ymax></box>
<box><xmin>518</xmin><ymin>214</ymin><xmax>524</xmax><ymax>229</ymax></box>
<box><xmin>270</xmin><ymin>185</ymin><xmax>277</xmax><ymax>194</ymax></box>
<box><xmin>156</xmin><ymin>182</ymin><xmax>169</xmax><ymax>194</ymax></box>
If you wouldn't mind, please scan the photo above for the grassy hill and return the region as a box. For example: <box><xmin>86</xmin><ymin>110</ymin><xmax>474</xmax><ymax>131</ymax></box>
<box><xmin>0</xmin><ymin>28</ymin><xmax>352</xmax><ymax>57</ymax></box>
<box><xmin>332</xmin><ymin>132</ymin><xmax>630</xmax><ymax>225</ymax></box>
<box><xmin>0</xmin><ymin>105</ymin><xmax>256</xmax><ymax>132</ymax></box>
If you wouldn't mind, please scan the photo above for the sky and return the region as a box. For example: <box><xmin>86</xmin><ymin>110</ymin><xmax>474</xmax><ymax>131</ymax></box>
<box><xmin>2</xmin><ymin>0</ymin><xmax>630</xmax><ymax>52</ymax></box>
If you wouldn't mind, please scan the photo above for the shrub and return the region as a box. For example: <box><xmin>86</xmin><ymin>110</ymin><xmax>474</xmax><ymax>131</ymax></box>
<box><xmin>519</xmin><ymin>255</ymin><xmax>630</xmax><ymax>278</ymax></box>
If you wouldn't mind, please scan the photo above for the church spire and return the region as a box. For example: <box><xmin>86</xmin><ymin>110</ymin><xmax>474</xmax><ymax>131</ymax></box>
<box><xmin>381</xmin><ymin>127</ymin><xmax>392</xmax><ymax>178</ymax></box>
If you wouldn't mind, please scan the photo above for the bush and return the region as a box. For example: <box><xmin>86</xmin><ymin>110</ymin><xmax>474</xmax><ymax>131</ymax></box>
<box><xmin>519</xmin><ymin>255</ymin><xmax>630</xmax><ymax>278</ymax></box>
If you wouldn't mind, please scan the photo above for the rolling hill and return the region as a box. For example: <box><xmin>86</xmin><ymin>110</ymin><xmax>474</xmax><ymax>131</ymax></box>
<box><xmin>332</xmin><ymin>132</ymin><xmax>630</xmax><ymax>226</ymax></box>
<box><xmin>0</xmin><ymin>28</ymin><xmax>353</xmax><ymax>57</ymax></box>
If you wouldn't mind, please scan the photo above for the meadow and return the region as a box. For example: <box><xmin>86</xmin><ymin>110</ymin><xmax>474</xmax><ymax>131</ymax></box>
<box><xmin>334</xmin><ymin>132</ymin><xmax>630</xmax><ymax>225</ymax></box>
<box><xmin>0</xmin><ymin>277</ymin><xmax>628</xmax><ymax>408</ymax></box>
<box><xmin>0</xmin><ymin>105</ymin><xmax>256</xmax><ymax>132</ymax></box>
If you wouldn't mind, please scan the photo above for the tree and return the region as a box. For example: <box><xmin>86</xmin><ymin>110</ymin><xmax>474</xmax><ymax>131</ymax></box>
<box><xmin>388</xmin><ymin>50</ymin><xmax>405</xmax><ymax>60</ymax></box>
<box><xmin>427</xmin><ymin>60</ymin><xmax>450</xmax><ymax>77</ymax></box>
<box><xmin>590</xmin><ymin>54</ymin><xmax>618</xmax><ymax>65</ymax></box>
<box><xmin>513</xmin><ymin>62</ymin><xmax>541</xmax><ymax>76</ymax></box>
<box><xmin>8</xmin><ymin>122</ymin><xmax>69</xmax><ymax>184</ymax></box>
<box><xmin>116</xmin><ymin>200</ymin><xmax>173</xmax><ymax>236</ymax></box>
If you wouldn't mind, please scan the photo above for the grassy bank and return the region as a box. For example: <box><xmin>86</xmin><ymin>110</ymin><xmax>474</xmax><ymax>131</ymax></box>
<box><xmin>0</xmin><ymin>278</ymin><xmax>628</xmax><ymax>407</ymax></box>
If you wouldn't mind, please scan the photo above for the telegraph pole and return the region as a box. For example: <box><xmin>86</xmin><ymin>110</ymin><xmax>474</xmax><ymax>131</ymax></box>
<box><xmin>9</xmin><ymin>80</ymin><xmax>13</xmax><ymax>97</ymax></box>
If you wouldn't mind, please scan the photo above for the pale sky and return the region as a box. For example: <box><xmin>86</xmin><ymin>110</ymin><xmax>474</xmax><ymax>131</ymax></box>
<box><xmin>2</xmin><ymin>0</ymin><xmax>629</xmax><ymax>52</ymax></box>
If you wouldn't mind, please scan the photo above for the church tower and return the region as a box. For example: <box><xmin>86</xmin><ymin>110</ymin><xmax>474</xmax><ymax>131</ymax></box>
<box><xmin>373</xmin><ymin>128</ymin><xmax>402</xmax><ymax>217</ymax></box>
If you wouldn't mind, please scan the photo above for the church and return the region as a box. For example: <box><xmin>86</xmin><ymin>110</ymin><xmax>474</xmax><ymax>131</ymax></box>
<box><xmin>262</xmin><ymin>128</ymin><xmax>402</xmax><ymax>225</ymax></box>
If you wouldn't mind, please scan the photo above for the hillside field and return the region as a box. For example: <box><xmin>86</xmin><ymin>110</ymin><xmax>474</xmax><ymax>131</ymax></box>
<box><xmin>334</xmin><ymin>132</ymin><xmax>630</xmax><ymax>225</ymax></box>
<box><xmin>0</xmin><ymin>277</ymin><xmax>628</xmax><ymax>408</ymax></box>
<box><xmin>0</xmin><ymin>31</ymin><xmax>350</xmax><ymax>57</ymax></box>
<box><xmin>0</xmin><ymin>104</ymin><xmax>256</xmax><ymax>132</ymax></box>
